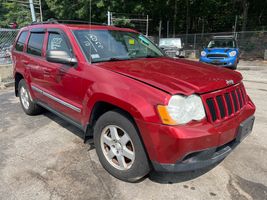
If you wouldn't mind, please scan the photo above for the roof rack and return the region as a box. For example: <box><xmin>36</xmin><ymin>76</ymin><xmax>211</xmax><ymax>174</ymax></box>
<box><xmin>31</xmin><ymin>19</ymin><xmax>107</xmax><ymax>26</ymax></box>
<box><xmin>212</xmin><ymin>35</ymin><xmax>235</xmax><ymax>39</ymax></box>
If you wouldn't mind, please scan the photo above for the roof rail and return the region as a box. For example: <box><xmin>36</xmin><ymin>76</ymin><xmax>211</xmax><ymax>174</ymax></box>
<box><xmin>30</xmin><ymin>19</ymin><xmax>107</xmax><ymax>26</ymax></box>
<box><xmin>212</xmin><ymin>35</ymin><xmax>235</xmax><ymax>39</ymax></box>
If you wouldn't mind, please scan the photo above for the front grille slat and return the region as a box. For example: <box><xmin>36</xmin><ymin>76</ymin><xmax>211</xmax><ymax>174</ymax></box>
<box><xmin>222</xmin><ymin>94</ymin><xmax>229</xmax><ymax>116</ymax></box>
<box><xmin>225</xmin><ymin>93</ymin><xmax>233</xmax><ymax>115</ymax></box>
<box><xmin>206</xmin><ymin>98</ymin><xmax>217</xmax><ymax>122</ymax></box>
<box><xmin>231</xmin><ymin>91</ymin><xmax>238</xmax><ymax>112</ymax></box>
<box><xmin>213</xmin><ymin>97</ymin><xmax>222</xmax><ymax>120</ymax></box>
<box><xmin>216</xmin><ymin>95</ymin><xmax>226</xmax><ymax>118</ymax></box>
<box><xmin>240</xmin><ymin>87</ymin><xmax>247</xmax><ymax>104</ymax></box>
<box><xmin>204</xmin><ymin>84</ymin><xmax>247</xmax><ymax>123</ymax></box>
<box><xmin>237</xmin><ymin>89</ymin><xmax>243</xmax><ymax>107</ymax></box>
<box><xmin>234</xmin><ymin>90</ymin><xmax>241</xmax><ymax>110</ymax></box>
<box><xmin>207</xmin><ymin>54</ymin><xmax>228</xmax><ymax>58</ymax></box>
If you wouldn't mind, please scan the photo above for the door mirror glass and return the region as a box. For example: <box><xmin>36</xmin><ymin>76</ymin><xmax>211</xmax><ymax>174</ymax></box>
<box><xmin>46</xmin><ymin>50</ymin><xmax>77</xmax><ymax>65</ymax></box>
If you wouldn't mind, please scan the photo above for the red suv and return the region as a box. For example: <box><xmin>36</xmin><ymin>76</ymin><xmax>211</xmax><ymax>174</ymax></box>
<box><xmin>12</xmin><ymin>21</ymin><xmax>255</xmax><ymax>182</ymax></box>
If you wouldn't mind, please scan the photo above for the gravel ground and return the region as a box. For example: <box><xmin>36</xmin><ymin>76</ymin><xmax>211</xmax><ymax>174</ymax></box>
<box><xmin>0</xmin><ymin>61</ymin><xmax>266</xmax><ymax>200</ymax></box>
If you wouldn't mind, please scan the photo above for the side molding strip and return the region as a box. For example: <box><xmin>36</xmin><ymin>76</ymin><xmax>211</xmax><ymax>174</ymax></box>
<box><xmin>31</xmin><ymin>85</ymin><xmax>81</xmax><ymax>113</ymax></box>
<box><xmin>36</xmin><ymin>101</ymin><xmax>84</xmax><ymax>131</ymax></box>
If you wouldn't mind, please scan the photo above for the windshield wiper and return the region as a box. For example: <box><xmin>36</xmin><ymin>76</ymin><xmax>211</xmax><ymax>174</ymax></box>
<box><xmin>92</xmin><ymin>57</ymin><xmax>130</xmax><ymax>63</ymax></box>
<box><xmin>138</xmin><ymin>55</ymin><xmax>161</xmax><ymax>58</ymax></box>
<box><xmin>108</xmin><ymin>57</ymin><xmax>129</xmax><ymax>61</ymax></box>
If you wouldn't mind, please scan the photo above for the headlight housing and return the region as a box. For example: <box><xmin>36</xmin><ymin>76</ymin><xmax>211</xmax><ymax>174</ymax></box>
<box><xmin>157</xmin><ymin>94</ymin><xmax>206</xmax><ymax>125</ymax></box>
<box><xmin>201</xmin><ymin>51</ymin><xmax>206</xmax><ymax>57</ymax></box>
<box><xmin>229</xmin><ymin>51</ymin><xmax>237</xmax><ymax>57</ymax></box>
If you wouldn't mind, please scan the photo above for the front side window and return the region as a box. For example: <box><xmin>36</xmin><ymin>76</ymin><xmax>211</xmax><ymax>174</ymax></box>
<box><xmin>73</xmin><ymin>30</ymin><xmax>164</xmax><ymax>63</ymax></box>
<box><xmin>27</xmin><ymin>32</ymin><xmax>45</xmax><ymax>56</ymax></box>
<box><xmin>15</xmin><ymin>31</ymin><xmax>28</xmax><ymax>52</ymax></box>
<box><xmin>47</xmin><ymin>32</ymin><xmax>70</xmax><ymax>53</ymax></box>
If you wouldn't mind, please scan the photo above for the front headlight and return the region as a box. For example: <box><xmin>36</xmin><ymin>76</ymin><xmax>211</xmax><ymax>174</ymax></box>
<box><xmin>229</xmin><ymin>51</ymin><xmax>237</xmax><ymax>57</ymax></box>
<box><xmin>157</xmin><ymin>94</ymin><xmax>206</xmax><ymax>125</ymax></box>
<box><xmin>201</xmin><ymin>51</ymin><xmax>206</xmax><ymax>57</ymax></box>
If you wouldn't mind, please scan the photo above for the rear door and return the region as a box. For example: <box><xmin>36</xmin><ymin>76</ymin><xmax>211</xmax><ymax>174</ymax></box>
<box><xmin>12</xmin><ymin>30</ymin><xmax>29</xmax><ymax>80</ymax></box>
<box><xmin>25</xmin><ymin>29</ymin><xmax>46</xmax><ymax>99</ymax></box>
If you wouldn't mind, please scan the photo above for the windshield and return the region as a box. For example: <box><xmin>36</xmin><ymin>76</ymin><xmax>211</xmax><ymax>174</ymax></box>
<box><xmin>159</xmin><ymin>38</ymin><xmax>182</xmax><ymax>48</ymax></box>
<box><xmin>207</xmin><ymin>39</ymin><xmax>236</xmax><ymax>48</ymax></box>
<box><xmin>73</xmin><ymin>30</ymin><xmax>164</xmax><ymax>63</ymax></box>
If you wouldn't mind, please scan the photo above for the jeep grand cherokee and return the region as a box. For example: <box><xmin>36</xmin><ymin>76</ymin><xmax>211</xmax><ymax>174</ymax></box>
<box><xmin>12</xmin><ymin>21</ymin><xmax>255</xmax><ymax>182</ymax></box>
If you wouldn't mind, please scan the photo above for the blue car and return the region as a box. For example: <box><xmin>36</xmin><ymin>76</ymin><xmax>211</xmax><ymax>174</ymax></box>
<box><xmin>199</xmin><ymin>36</ymin><xmax>239</xmax><ymax>70</ymax></box>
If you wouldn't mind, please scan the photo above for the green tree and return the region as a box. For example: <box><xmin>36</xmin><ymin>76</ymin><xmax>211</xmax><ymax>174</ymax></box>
<box><xmin>0</xmin><ymin>0</ymin><xmax>32</xmax><ymax>28</ymax></box>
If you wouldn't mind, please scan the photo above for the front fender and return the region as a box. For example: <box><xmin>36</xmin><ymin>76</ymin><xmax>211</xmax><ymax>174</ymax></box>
<box><xmin>81</xmin><ymin>81</ymin><xmax>169</xmax><ymax>127</ymax></box>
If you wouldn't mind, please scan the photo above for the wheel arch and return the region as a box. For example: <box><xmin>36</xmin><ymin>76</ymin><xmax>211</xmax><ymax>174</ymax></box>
<box><xmin>87</xmin><ymin>101</ymin><xmax>141</xmax><ymax>133</ymax></box>
<box><xmin>87</xmin><ymin>100</ymin><xmax>152</xmax><ymax>166</ymax></box>
<box><xmin>15</xmin><ymin>72</ymin><xmax>24</xmax><ymax>96</ymax></box>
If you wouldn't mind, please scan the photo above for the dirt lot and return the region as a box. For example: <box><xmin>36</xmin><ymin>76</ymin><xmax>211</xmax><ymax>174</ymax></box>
<box><xmin>0</xmin><ymin>62</ymin><xmax>267</xmax><ymax>200</ymax></box>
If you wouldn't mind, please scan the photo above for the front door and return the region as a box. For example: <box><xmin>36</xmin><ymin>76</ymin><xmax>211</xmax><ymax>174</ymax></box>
<box><xmin>39</xmin><ymin>29</ymin><xmax>83</xmax><ymax>123</ymax></box>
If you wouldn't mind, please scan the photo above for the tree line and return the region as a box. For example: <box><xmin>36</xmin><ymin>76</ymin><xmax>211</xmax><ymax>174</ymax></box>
<box><xmin>0</xmin><ymin>0</ymin><xmax>266</xmax><ymax>35</ymax></box>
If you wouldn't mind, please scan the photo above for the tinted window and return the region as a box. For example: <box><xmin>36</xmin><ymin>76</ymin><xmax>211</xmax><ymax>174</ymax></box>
<box><xmin>27</xmin><ymin>32</ymin><xmax>45</xmax><ymax>56</ymax></box>
<box><xmin>15</xmin><ymin>31</ymin><xmax>28</xmax><ymax>52</ymax></box>
<box><xmin>47</xmin><ymin>33</ymin><xmax>70</xmax><ymax>53</ymax></box>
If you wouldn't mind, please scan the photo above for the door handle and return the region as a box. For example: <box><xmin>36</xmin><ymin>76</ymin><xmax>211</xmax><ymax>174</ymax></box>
<box><xmin>59</xmin><ymin>67</ymin><xmax>68</xmax><ymax>74</ymax></box>
<box><xmin>57</xmin><ymin>67</ymin><xmax>68</xmax><ymax>76</ymax></box>
<box><xmin>43</xmin><ymin>68</ymin><xmax>52</xmax><ymax>74</ymax></box>
<box><xmin>22</xmin><ymin>60</ymin><xmax>29</xmax><ymax>65</ymax></box>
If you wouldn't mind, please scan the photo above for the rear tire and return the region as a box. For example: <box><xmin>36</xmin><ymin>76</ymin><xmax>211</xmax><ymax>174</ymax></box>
<box><xmin>18</xmin><ymin>79</ymin><xmax>43</xmax><ymax>115</ymax></box>
<box><xmin>94</xmin><ymin>110</ymin><xmax>150</xmax><ymax>182</ymax></box>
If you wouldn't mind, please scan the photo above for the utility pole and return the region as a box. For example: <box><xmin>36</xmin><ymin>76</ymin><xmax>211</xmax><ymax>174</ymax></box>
<box><xmin>201</xmin><ymin>18</ymin><xmax>205</xmax><ymax>39</ymax></box>
<box><xmin>173</xmin><ymin>0</ymin><xmax>177</xmax><ymax>37</ymax></box>
<box><xmin>39</xmin><ymin>0</ymin><xmax>43</xmax><ymax>22</ymax></box>
<box><xmin>233</xmin><ymin>15</ymin><xmax>238</xmax><ymax>39</ymax></box>
<box><xmin>185</xmin><ymin>0</ymin><xmax>189</xmax><ymax>45</ymax></box>
<box><xmin>167</xmin><ymin>20</ymin><xmax>169</xmax><ymax>38</ymax></box>
<box><xmin>159</xmin><ymin>20</ymin><xmax>162</xmax><ymax>41</ymax></box>
<box><xmin>107</xmin><ymin>11</ymin><xmax>111</xmax><ymax>25</ymax></box>
<box><xmin>146</xmin><ymin>15</ymin><xmax>149</xmax><ymax>36</ymax></box>
<box><xmin>29</xmin><ymin>0</ymin><xmax>36</xmax><ymax>22</ymax></box>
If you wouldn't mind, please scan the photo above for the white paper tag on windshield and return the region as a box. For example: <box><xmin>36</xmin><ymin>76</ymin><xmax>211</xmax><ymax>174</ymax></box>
<box><xmin>91</xmin><ymin>54</ymin><xmax>100</xmax><ymax>59</ymax></box>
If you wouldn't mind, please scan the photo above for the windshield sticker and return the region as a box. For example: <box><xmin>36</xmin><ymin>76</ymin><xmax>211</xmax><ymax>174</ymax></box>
<box><xmin>138</xmin><ymin>35</ymin><xmax>149</xmax><ymax>45</ymax></box>
<box><xmin>129</xmin><ymin>39</ymin><xmax>135</xmax><ymax>45</ymax></box>
<box><xmin>83</xmin><ymin>34</ymin><xmax>104</xmax><ymax>53</ymax></box>
<box><xmin>51</xmin><ymin>37</ymin><xmax>63</xmax><ymax>50</ymax></box>
<box><xmin>91</xmin><ymin>54</ymin><xmax>100</xmax><ymax>59</ymax></box>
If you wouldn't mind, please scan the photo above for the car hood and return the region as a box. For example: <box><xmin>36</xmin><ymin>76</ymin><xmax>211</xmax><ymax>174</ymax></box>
<box><xmin>96</xmin><ymin>57</ymin><xmax>242</xmax><ymax>95</ymax></box>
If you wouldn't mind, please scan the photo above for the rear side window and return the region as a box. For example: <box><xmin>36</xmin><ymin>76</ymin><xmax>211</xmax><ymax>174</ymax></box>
<box><xmin>27</xmin><ymin>32</ymin><xmax>45</xmax><ymax>56</ymax></box>
<box><xmin>47</xmin><ymin>33</ymin><xmax>70</xmax><ymax>53</ymax></box>
<box><xmin>15</xmin><ymin>31</ymin><xmax>28</xmax><ymax>52</ymax></box>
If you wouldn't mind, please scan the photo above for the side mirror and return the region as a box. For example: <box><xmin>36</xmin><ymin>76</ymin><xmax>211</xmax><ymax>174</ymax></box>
<box><xmin>46</xmin><ymin>50</ymin><xmax>77</xmax><ymax>65</ymax></box>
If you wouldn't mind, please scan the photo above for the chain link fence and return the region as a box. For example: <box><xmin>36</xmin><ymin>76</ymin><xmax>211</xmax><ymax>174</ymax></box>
<box><xmin>1</xmin><ymin>28</ymin><xmax>266</xmax><ymax>63</ymax></box>
<box><xmin>173</xmin><ymin>31</ymin><xmax>267</xmax><ymax>59</ymax></box>
<box><xmin>0</xmin><ymin>29</ymin><xmax>19</xmax><ymax>65</ymax></box>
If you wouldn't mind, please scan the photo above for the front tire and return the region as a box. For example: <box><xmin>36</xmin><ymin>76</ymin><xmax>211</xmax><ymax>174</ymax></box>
<box><xmin>94</xmin><ymin>110</ymin><xmax>150</xmax><ymax>182</ymax></box>
<box><xmin>18</xmin><ymin>79</ymin><xmax>43</xmax><ymax>115</ymax></box>
<box><xmin>231</xmin><ymin>64</ymin><xmax>237</xmax><ymax>70</ymax></box>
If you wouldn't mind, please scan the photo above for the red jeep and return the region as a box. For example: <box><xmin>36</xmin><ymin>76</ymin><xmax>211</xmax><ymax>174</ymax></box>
<box><xmin>12</xmin><ymin>21</ymin><xmax>255</xmax><ymax>182</ymax></box>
